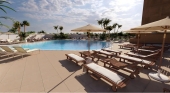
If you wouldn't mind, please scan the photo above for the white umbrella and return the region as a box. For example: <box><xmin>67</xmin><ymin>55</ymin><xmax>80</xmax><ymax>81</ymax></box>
<box><xmin>71</xmin><ymin>24</ymin><xmax>106</xmax><ymax>51</ymax></box>
<box><xmin>130</xmin><ymin>16</ymin><xmax>170</xmax><ymax>82</ymax></box>
<box><xmin>71</xmin><ymin>24</ymin><xmax>106</xmax><ymax>32</ymax></box>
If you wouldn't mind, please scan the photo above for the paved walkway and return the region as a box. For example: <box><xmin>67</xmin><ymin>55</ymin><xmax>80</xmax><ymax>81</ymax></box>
<box><xmin>0</xmin><ymin>44</ymin><xmax>169</xmax><ymax>92</ymax></box>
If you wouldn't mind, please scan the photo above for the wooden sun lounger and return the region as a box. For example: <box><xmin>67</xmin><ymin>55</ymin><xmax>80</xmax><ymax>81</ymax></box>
<box><xmin>117</xmin><ymin>55</ymin><xmax>155</xmax><ymax>69</ymax></box>
<box><xmin>163</xmin><ymin>88</ymin><xmax>170</xmax><ymax>92</ymax></box>
<box><xmin>65</xmin><ymin>53</ymin><xmax>86</xmax><ymax>66</ymax></box>
<box><xmin>79</xmin><ymin>51</ymin><xmax>99</xmax><ymax>62</ymax></box>
<box><xmin>124</xmin><ymin>51</ymin><xmax>160</xmax><ymax>62</ymax></box>
<box><xmin>137</xmin><ymin>48</ymin><xmax>160</xmax><ymax>53</ymax></box>
<box><xmin>83</xmin><ymin>63</ymin><xmax>129</xmax><ymax>91</ymax></box>
<box><xmin>103</xmin><ymin>58</ymin><xmax>141</xmax><ymax>79</ymax></box>
<box><xmin>102</xmin><ymin>48</ymin><xmax>122</xmax><ymax>56</ymax></box>
<box><xmin>93</xmin><ymin>50</ymin><xmax>116</xmax><ymax>58</ymax></box>
<box><xmin>118</xmin><ymin>44</ymin><xmax>137</xmax><ymax>50</ymax></box>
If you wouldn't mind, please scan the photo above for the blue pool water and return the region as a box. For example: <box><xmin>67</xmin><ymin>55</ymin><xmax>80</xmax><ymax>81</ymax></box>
<box><xmin>19</xmin><ymin>40</ymin><xmax>109</xmax><ymax>50</ymax></box>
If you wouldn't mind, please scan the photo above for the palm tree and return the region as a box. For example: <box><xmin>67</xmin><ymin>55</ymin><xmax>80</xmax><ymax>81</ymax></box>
<box><xmin>13</xmin><ymin>21</ymin><xmax>22</xmax><ymax>34</ymax></box>
<box><xmin>22</xmin><ymin>20</ymin><xmax>30</xmax><ymax>33</ymax></box>
<box><xmin>103</xmin><ymin>18</ymin><xmax>112</xmax><ymax>29</ymax></box>
<box><xmin>18</xmin><ymin>32</ymin><xmax>27</xmax><ymax>41</ymax></box>
<box><xmin>105</xmin><ymin>26</ymin><xmax>113</xmax><ymax>40</ymax></box>
<box><xmin>54</xmin><ymin>25</ymin><xmax>59</xmax><ymax>33</ymax></box>
<box><xmin>59</xmin><ymin>26</ymin><xmax>63</xmax><ymax>33</ymax></box>
<box><xmin>112</xmin><ymin>23</ymin><xmax>118</xmax><ymax>33</ymax></box>
<box><xmin>8</xmin><ymin>27</ymin><xmax>17</xmax><ymax>33</ymax></box>
<box><xmin>116</xmin><ymin>25</ymin><xmax>122</xmax><ymax>33</ymax></box>
<box><xmin>97</xmin><ymin>18</ymin><xmax>104</xmax><ymax>28</ymax></box>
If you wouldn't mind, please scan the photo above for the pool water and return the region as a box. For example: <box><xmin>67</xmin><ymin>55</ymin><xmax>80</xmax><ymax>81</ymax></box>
<box><xmin>19</xmin><ymin>40</ymin><xmax>109</xmax><ymax>50</ymax></box>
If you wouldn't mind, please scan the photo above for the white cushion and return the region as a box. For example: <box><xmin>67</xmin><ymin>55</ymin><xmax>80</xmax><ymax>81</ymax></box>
<box><xmin>138</xmin><ymin>49</ymin><xmax>156</xmax><ymax>52</ymax></box>
<box><xmin>67</xmin><ymin>54</ymin><xmax>84</xmax><ymax>61</ymax></box>
<box><xmin>104</xmin><ymin>48</ymin><xmax>121</xmax><ymax>52</ymax></box>
<box><xmin>119</xmin><ymin>55</ymin><xmax>151</xmax><ymax>64</ymax></box>
<box><xmin>86</xmin><ymin>63</ymin><xmax>125</xmax><ymax>84</ymax></box>
<box><xmin>127</xmin><ymin>52</ymin><xmax>147</xmax><ymax>57</ymax></box>
<box><xmin>100</xmin><ymin>50</ymin><xmax>112</xmax><ymax>55</ymax></box>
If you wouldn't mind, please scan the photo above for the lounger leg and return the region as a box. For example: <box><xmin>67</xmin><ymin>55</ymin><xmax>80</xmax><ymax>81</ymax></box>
<box><xmin>144</xmin><ymin>65</ymin><xmax>148</xmax><ymax>69</ymax></box>
<box><xmin>76</xmin><ymin>62</ymin><xmax>79</xmax><ymax>66</ymax></box>
<box><xmin>130</xmin><ymin>73</ymin><xmax>135</xmax><ymax>79</ymax></box>
<box><xmin>112</xmin><ymin>85</ymin><xmax>117</xmax><ymax>92</ymax></box>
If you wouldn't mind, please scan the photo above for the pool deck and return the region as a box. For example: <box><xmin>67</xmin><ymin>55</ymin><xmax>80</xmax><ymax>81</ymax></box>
<box><xmin>0</xmin><ymin>43</ymin><xmax>169</xmax><ymax>92</ymax></box>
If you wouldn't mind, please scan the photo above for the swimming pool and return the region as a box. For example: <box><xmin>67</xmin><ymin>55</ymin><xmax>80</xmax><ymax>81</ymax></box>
<box><xmin>18</xmin><ymin>40</ymin><xmax>109</xmax><ymax>50</ymax></box>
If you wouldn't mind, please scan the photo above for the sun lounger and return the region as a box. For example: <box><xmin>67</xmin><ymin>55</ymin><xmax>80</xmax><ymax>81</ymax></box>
<box><xmin>124</xmin><ymin>52</ymin><xmax>160</xmax><ymax>61</ymax></box>
<box><xmin>163</xmin><ymin>88</ymin><xmax>170</xmax><ymax>92</ymax></box>
<box><xmin>83</xmin><ymin>63</ymin><xmax>129</xmax><ymax>91</ymax></box>
<box><xmin>79</xmin><ymin>51</ymin><xmax>99</xmax><ymax>62</ymax></box>
<box><xmin>103</xmin><ymin>58</ymin><xmax>141</xmax><ymax>79</ymax></box>
<box><xmin>13</xmin><ymin>46</ymin><xmax>40</xmax><ymax>58</ymax></box>
<box><xmin>137</xmin><ymin>48</ymin><xmax>160</xmax><ymax>53</ymax></box>
<box><xmin>0</xmin><ymin>46</ymin><xmax>17</xmax><ymax>57</ymax></box>
<box><xmin>65</xmin><ymin>53</ymin><xmax>86</xmax><ymax>66</ymax></box>
<box><xmin>117</xmin><ymin>55</ymin><xmax>155</xmax><ymax>69</ymax></box>
<box><xmin>0</xmin><ymin>49</ymin><xmax>7</xmax><ymax>55</ymax></box>
<box><xmin>118</xmin><ymin>44</ymin><xmax>136</xmax><ymax>50</ymax></box>
<box><xmin>93</xmin><ymin>50</ymin><xmax>116</xmax><ymax>58</ymax></box>
<box><xmin>102</xmin><ymin>48</ymin><xmax>122</xmax><ymax>56</ymax></box>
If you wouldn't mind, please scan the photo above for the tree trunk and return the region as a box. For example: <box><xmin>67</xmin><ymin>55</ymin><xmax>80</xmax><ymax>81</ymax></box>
<box><xmin>18</xmin><ymin>26</ymin><xmax>20</xmax><ymax>34</ymax></box>
<box><xmin>24</xmin><ymin>25</ymin><xmax>26</xmax><ymax>33</ymax></box>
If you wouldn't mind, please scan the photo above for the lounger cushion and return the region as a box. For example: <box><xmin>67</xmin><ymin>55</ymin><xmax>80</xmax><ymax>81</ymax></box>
<box><xmin>103</xmin><ymin>48</ymin><xmax>121</xmax><ymax>53</ymax></box>
<box><xmin>126</xmin><ymin>52</ymin><xmax>147</xmax><ymax>57</ymax></box>
<box><xmin>67</xmin><ymin>54</ymin><xmax>84</xmax><ymax>61</ymax></box>
<box><xmin>86</xmin><ymin>63</ymin><xmax>125</xmax><ymax>84</ymax></box>
<box><xmin>100</xmin><ymin>50</ymin><xmax>113</xmax><ymax>55</ymax></box>
<box><xmin>119</xmin><ymin>55</ymin><xmax>152</xmax><ymax>64</ymax></box>
<box><xmin>126</xmin><ymin>52</ymin><xmax>157</xmax><ymax>58</ymax></box>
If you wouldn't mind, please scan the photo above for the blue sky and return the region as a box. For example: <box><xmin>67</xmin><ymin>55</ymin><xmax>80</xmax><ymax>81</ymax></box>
<box><xmin>1</xmin><ymin>0</ymin><xmax>144</xmax><ymax>33</ymax></box>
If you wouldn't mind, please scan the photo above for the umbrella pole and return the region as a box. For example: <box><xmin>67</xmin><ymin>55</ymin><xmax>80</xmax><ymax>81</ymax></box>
<box><xmin>148</xmin><ymin>29</ymin><xmax>169</xmax><ymax>83</ymax></box>
<box><xmin>88</xmin><ymin>32</ymin><xmax>90</xmax><ymax>51</ymax></box>
<box><xmin>158</xmin><ymin>30</ymin><xmax>167</xmax><ymax>75</ymax></box>
<box><xmin>137</xmin><ymin>31</ymin><xmax>140</xmax><ymax>53</ymax></box>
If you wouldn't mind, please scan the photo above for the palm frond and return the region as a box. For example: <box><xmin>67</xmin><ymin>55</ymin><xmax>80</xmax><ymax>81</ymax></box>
<box><xmin>0</xmin><ymin>7</ymin><xmax>7</xmax><ymax>13</ymax></box>
<box><xmin>0</xmin><ymin>22</ymin><xmax>9</xmax><ymax>28</ymax></box>
<box><xmin>0</xmin><ymin>16</ymin><xmax>15</xmax><ymax>22</ymax></box>
<box><xmin>0</xmin><ymin>0</ymin><xmax>11</xmax><ymax>4</ymax></box>
<box><xmin>0</xmin><ymin>4</ymin><xmax>16</xmax><ymax>12</ymax></box>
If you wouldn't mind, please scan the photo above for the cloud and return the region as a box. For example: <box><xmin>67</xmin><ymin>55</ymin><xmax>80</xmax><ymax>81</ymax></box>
<box><xmin>6</xmin><ymin>0</ymin><xmax>14</xmax><ymax>4</ymax></box>
<box><xmin>109</xmin><ymin>0</ymin><xmax>142</xmax><ymax>12</ymax></box>
<box><xmin>14</xmin><ymin>0</ymin><xmax>143</xmax><ymax>33</ymax></box>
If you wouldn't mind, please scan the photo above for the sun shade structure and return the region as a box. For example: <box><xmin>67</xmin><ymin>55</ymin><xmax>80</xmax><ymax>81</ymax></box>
<box><xmin>71</xmin><ymin>24</ymin><xmax>106</xmax><ymax>32</ymax></box>
<box><xmin>124</xmin><ymin>30</ymin><xmax>160</xmax><ymax>51</ymax></box>
<box><xmin>5</xmin><ymin>32</ymin><xmax>14</xmax><ymax>39</ymax></box>
<box><xmin>131</xmin><ymin>16</ymin><xmax>170</xmax><ymax>30</ymax></box>
<box><xmin>71</xmin><ymin>24</ymin><xmax>106</xmax><ymax>51</ymax></box>
<box><xmin>130</xmin><ymin>16</ymin><xmax>170</xmax><ymax>82</ymax></box>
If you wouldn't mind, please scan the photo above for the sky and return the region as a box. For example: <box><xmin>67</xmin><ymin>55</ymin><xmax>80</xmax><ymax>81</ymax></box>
<box><xmin>0</xmin><ymin>0</ymin><xmax>144</xmax><ymax>33</ymax></box>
